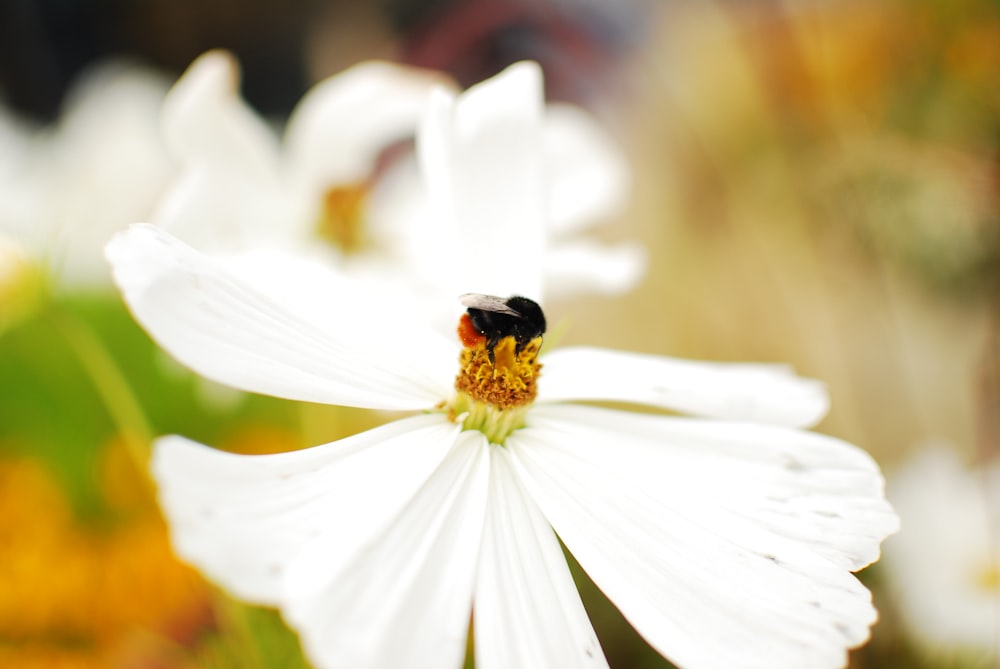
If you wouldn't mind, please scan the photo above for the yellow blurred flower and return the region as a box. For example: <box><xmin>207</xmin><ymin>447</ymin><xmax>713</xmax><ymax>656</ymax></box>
<box><xmin>0</xmin><ymin>235</ymin><xmax>47</xmax><ymax>335</ymax></box>
<box><xmin>0</xmin><ymin>456</ymin><xmax>211</xmax><ymax>666</ymax></box>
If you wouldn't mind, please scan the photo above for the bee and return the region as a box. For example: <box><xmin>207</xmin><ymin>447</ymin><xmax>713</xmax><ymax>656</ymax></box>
<box><xmin>459</xmin><ymin>293</ymin><xmax>547</xmax><ymax>365</ymax></box>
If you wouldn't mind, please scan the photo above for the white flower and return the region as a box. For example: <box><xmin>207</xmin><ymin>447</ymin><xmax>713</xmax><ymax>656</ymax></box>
<box><xmin>153</xmin><ymin>53</ymin><xmax>643</xmax><ymax>298</ymax></box>
<box><xmin>153</xmin><ymin>50</ymin><xmax>443</xmax><ymax>261</ymax></box>
<box><xmin>883</xmin><ymin>447</ymin><xmax>1000</xmax><ymax>654</ymax></box>
<box><xmin>0</xmin><ymin>105</ymin><xmax>39</xmax><ymax>233</ymax></box>
<box><xmin>385</xmin><ymin>60</ymin><xmax>642</xmax><ymax>300</ymax></box>
<box><xmin>0</xmin><ymin>61</ymin><xmax>173</xmax><ymax>290</ymax></box>
<box><xmin>0</xmin><ymin>109</ymin><xmax>44</xmax><ymax>313</ymax></box>
<box><xmin>107</xmin><ymin>222</ymin><xmax>897</xmax><ymax>669</ymax></box>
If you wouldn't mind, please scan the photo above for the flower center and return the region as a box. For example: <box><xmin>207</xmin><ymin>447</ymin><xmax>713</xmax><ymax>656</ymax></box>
<box><xmin>316</xmin><ymin>183</ymin><xmax>369</xmax><ymax>253</ymax></box>
<box><xmin>450</xmin><ymin>313</ymin><xmax>543</xmax><ymax>444</ymax></box>
<box><xmin>0</xmin><ymin>236</ymin><xmax>46</xmax><ymax>334</ymax></box>
<box><xmin>975</xmin><ymin>560</ymin><xmax>1000</xmax><ymax>593</ymax></box>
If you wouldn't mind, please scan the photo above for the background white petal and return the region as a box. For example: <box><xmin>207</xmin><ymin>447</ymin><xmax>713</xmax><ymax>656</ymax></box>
<box><xmin>544</xmin><ymin>103</ymin><xmax>630</xmax><ymax>235</ymax></box>
<box><xmin>152</xmin><ymin>414</ymin><xmax>458</xmax><ymax>605</ymax></box>
<box><xmin>28</xmin><ymin>60</ymin><xmax>173</xmax><ymax>288</ymax></box>
<box><xmin>883</xmin><ymin>447</ymin><xmax>1000</xmax><ymax>648</ymax></box>
<box><xmin>282</xmin><ymin>432</ymin><xmax>490</xmax><ymax>669</ymax></box>
<box><xmin>0</xmin><ymin>107</ymin><xmax>42</xmax><ymax>252</ymax></box>
<box><xmin>508</xmin><ymin>404</ymin><xmax>898</xmax><ymax>669</ymax></box>
<box><xmin>152</xmin><ymin>166</ymin><xmax>292</xmax><ymax>253</ymax></box>
<box><xmin>284</xmin><ymin>61</ymin><xmax>450</xmax><ymax>191</ymax></box>
<box><xmin>537</xmin><ymin>346</ymin><xmax>830</xmax><ymax>428</ymax></box>
<box><xmin>543</xmin><ymin>239</ymin><xmax>647</xmax><ymax>297</ymax></box>
<box><xmin>416</xmin><ymin>61</ymin><xmax>546</xmax><ymax>299</ymax></box>
<box><xmin>161</xmin><ymin>49</ymin><xmax>280</xmax><ymax>183</ymax></box>
<box><xmin>475</xmin><ymin>446</ymin><xmax>609</xmax><ymax>669</ymax></box>
<box><xmin>106</xmin><ymin>224</ymin><xmax>454</xmax><ymax>409</ymax></box>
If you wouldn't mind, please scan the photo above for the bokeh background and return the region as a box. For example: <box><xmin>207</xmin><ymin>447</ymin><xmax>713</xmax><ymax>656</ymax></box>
<box><xmin>1</xmin><ymin>0</ymin><xmax>998</xmax><ymax>667</ymax></box>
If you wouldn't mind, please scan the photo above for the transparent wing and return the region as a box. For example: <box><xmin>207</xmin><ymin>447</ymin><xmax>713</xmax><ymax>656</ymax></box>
<box><xmin>459</xmin><ymin>293</ymin><xmax>519</xmax><ymax>315</ymax></box>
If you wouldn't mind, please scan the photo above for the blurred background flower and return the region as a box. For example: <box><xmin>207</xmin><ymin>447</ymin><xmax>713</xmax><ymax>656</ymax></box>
<box><xmin>2</xmin><ymin>0</ymin><xmax>998</xmax><ymax>667</ymax></box>
<box><xmin>882</xmin><ymin>447</ymin><xmax>1000</xmax><ymax>664</ymax></box>
<box><xmin>0</xmin><ymin>60</ymin><xmax>174</xmax><ymax>293</ymax></box>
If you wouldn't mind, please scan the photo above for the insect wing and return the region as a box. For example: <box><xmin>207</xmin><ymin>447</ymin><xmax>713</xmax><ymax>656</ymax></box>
<box><xmin>459</xmin><ymin>293</ymin><xmax>520</xmax><ymax>316</ymax></box>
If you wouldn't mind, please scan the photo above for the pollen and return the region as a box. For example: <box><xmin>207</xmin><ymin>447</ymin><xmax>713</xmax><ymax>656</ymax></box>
<box><xmin>451</xmin><ymin>327</ymin><xmax>543</xmax><ymax>444</ymax></box>
<box><xmin>316</xmin><ymin>182</ymin><xmax>369</xmax><ymax>252</ymax></box>
<box><xmin>457</xmin><ymin>313</ymin><xmax>486</xmax><ymax>349</ymax></box>
<box><xmin>455</xmin><ymin>334</ymin><xmax>542</xmax><ymax>409</ymax></box>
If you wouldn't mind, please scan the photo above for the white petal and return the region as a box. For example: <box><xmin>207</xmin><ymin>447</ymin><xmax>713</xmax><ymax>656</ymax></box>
<box><xmin>152</xmin><ymin>165</ymin><xmax>292</xmax><ymax>253</ymax></box>
<box><xmin>544</xmin><ymin>239</ymin><xmax>647</xmax><ymax>297</ymax></box>
<box><xmin>523</xmin><ymin>404</ymin><xmax>897</xmax><ymax>570</ymax></box>
<box><xmin>152</xmin><ymin>414</ymin><xmax>459</xmax><ymax>605</ymax></box>
<box><xmin>362</xmin><ymin>154</ymin><xmax>439</xmax><ymax>273</ymax></box>
<box><xmin>508</xmin><ymin>405</ymin><xmax>898</xmax><ymax>669</ymax></box>
<box><xmin>537</xmin><ymin>346</ymin><xmax>830</xmax><ymax>428</ymax></box>
<box><xmin>106</xmin><ymin>224</ymin><xmax>454</xmax><ymax>409</ymax></box>
<box><xmin>882</xmin><ymin>447</ymin><xmax>1000</xmax><ymax>647</ymax></box>
<box><xmin>282</xmin><ymin>431</ymin><xmax>490</xmax><ymax>669</ymax></box>
<box><xmin>0</xmin><ymin>105</ymin><xmax>37</xmax><ymax>179</ymax></box>
<box><xmin>544</xmin><ymin>103</ymin><xmax>630</xmax><ymax>235</ymax></box>
<box><xmin>161</xmin><ymin>50</ymin><xmax>280</xmax><ymax>183</ymax></box>
<box><xmin>40</xmin><ymin>61</ymin><xmax>173</xmax><ymax>288</ymax></box>
<box><xmin>475</xmin><ymin>446</ymin><xmax>609</xmax><ymax>669</ymax></box>
<box><xmin>417</xmin><ymin>62</ymin><xmax>547</xmax><ymax>299</ymax></box>
<box><xmin>284</xmin><ymin>61</ymin><xmax>449</xmax><ymax>190</ymax></box>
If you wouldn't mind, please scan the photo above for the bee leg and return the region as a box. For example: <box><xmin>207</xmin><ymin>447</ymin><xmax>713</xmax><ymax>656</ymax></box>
<box><xmin>486</xmin><ymin>336</ymin><xmax>499</xmax><ymax>367</ymax></box>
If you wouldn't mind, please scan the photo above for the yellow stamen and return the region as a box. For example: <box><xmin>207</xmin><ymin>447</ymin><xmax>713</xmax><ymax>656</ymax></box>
<box><xmin>451</xmin><ymin>335</ymin><xmax>542</xmax><ymax>444</ymax></box>
<box><xmin>455</xmin><ymin>336</ymin><xmax>542</xmax><ymax>409</ymax></box>
<box><xmin>316</xmin><ymin>183</ymin><xmax>368</xmax><ymax>253</ymax></box>
<box><xmin>976</xmin><ymin>561</ymin><xmax>1000</xmax><ymax>592</ymax></box>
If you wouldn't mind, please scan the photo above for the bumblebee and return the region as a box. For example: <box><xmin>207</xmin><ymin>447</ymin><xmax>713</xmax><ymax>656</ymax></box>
<box><xmin>458</xmin><ymin>294</ymin><xmax>546</xmax><ymax>364</ymax></box>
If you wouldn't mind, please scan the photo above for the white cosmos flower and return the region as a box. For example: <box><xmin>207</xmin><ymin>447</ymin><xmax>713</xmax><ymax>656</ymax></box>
<box><xmin>0</xmin><ymin>105</ymin><xmax>38</xmax><ymax>229</ymax></box>
<box><xmin>382</xmin><ymin>60</ymin><xmax>642</xmax><ymax>299</ymax></box>
<box><xmin>883</xmin><ymin>447</ymin><xmax>1000</xmax><ymax>655</ymax></box>
<box><xmin>107</xmin><ymin>222</ymin><xmax>897</xmax><ymax>669</ymax></box>
<box><xmin>153</xmin><ymin>49</ymin><xmax>445</xmax><ymax>262</ymax></box>
<box><xmin>1</xmin><ymin>61</ymin><xmax>173</xmax><ymax>290</ymax></box>
<box><xmin>153</xmin><ymin>53</ymin><xmax>643</xmax><ymax>298</ymax></box>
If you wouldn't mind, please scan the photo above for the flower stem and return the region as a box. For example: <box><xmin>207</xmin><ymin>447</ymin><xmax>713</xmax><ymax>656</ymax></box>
<box><xmin>46</xmin><ymin>306</ymin><xmax>154</xmax><ymax>482</ymax></box>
